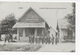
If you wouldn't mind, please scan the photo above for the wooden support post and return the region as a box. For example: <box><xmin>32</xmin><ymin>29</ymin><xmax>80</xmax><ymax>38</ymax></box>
<box><xmin>23</xmin><ymin>29</ymin><xmax>25</xmax><ymax>37</ymax></box>
<box><xmin>17</xmin><ymin>29</ymin><xmax>19</xmax><ymax>41</ymax></box>
<box><xmin>35</xmin><ymin>28</ymin><xmax>37</xmax><ymax>37</ymax></box>
<box><xmin>42</xmin><ymin>29</ymin><xmax>44</xmax><ymax>37</ymax></box>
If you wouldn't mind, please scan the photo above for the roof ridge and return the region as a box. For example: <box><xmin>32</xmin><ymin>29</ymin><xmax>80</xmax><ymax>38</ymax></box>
<box><xmin>17</xmin><ymin>7</ymin><xmax>32</xmax><ymax>22</ymax></box>
<box><xmin>16</xmin><ymin>7</ymin><xmax>49</xmax><ymax>28</ymax></box>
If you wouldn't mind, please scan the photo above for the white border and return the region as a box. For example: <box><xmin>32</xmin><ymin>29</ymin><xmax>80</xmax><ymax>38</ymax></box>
<box><xmin>0</xmin><ymin>0</ymin><xmax>76</xmax><ymax>2</ymax></box>
<box><xmin>0</xmin><ymin>0</ymin><xmax>79</xmax><ymax>55</ymax></box>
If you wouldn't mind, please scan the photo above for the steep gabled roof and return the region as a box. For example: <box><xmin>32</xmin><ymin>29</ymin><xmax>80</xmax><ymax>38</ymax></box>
<box><xmin>18</xmin><ymin>7</ymin><xmax>44</xmax><ymax>23</ymax></box>
<box><xmin>13</xmin><ymin>7</ymin><xmax>49</xmax><ymax>28</ymax></box>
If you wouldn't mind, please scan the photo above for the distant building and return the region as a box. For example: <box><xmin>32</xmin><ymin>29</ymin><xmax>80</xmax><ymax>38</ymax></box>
<box><xmin>59</xmin><ymin>19</ymin><xmax>75</xmax><ymax>42</ymax></box>
<box><xmin>13</xmin><ymin>7</ymin><xmax>49</xmax><ymax>42</ymax></box>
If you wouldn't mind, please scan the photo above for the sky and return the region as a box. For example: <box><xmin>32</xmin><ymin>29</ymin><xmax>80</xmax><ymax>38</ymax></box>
<box><xmin>0</xmin><ymin>2</ymin><xmax>73</xmax><ymax>30</ymax></box>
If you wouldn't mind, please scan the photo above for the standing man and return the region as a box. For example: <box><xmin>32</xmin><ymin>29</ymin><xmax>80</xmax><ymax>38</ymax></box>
<box><xmin>42</xmin><ymin>35</ymin><xmax>44</xmax><ymax>44</ymax></box>
<box><xmin>29</xmin><ymin>35</ymin><xmax>31</xmax><ymax>43</ymax></box>
<box><xmin>55</xmin><ymin>32</ymin><xmax>58</xmax><ymax>45</ymax></box>
<box><xmin>9</xmin><ymin>32</ymin><xmax>13</xmax><ymax>42</ymax></box>
<box><xmin>51</xmin><ymin>34</ymin><xmax>54</xmax><ymax>44</ymax></box>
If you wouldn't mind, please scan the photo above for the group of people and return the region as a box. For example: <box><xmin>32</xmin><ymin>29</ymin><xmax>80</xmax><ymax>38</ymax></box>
<box><xmin>28</xmin><ymin>34</ymin><xmax>59</xmax><ymax>44</ymax></box>
<box><xmin>4</xmin><ymin>33</ymin><xmax>13</xmax><ymax>42</ymax></box>
<box><xmin>3</xmin><ymin>33</ymin><xmax>59</xmax><ymax>45</ymax></box>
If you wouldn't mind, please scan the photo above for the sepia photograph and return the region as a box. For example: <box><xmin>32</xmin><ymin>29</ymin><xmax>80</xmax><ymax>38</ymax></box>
<box><xmin>0</xmin><ymin>2</ymin><xmax>75</xmax><ymax>52</ymax></box>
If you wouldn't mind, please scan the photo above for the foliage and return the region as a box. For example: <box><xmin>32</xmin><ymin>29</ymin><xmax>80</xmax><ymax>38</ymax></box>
<box><xmin>65</xmin><ymin>3</ymin><xmax>75</xmax><ymax>31</ymax></box>
<box><xmin>0</xmin><ymin>13</ymin><xmax>17</xmax><ymax>34</ymax></box>
<box><xmin>0</xmin><ymin>44</ymin><xmax>41</xmax><ymax>51</ymax></box>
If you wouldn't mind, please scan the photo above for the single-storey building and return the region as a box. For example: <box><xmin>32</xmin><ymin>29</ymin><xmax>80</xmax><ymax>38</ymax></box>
<box><xmin>59</xmin><ymin>19</ymin><xmax>75</xmax><ymax>42</ymax></box>
<box><xmin>13</xmin><ymin>7</ymin><xmax>50</xmax><ymax>42</ymax></box>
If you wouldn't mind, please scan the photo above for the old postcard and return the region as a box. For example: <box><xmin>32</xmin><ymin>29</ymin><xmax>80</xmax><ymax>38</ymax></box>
<box><xmin>0</xmin><ymin>2</ymin><xmax>75</xmax><ymax>52</ymax></box>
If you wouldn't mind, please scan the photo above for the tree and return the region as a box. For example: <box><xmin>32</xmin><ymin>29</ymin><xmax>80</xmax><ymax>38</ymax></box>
<box><xmin>64</xmin><ymin>3</ymin><xmax>75</xmax><ymax>41</ymax></box>
<box><xmin>1</xmin><ymin>13</ymin><xmax>17</xmax><ymax>34</ymax></box>
<box><xmin>65</xmin><ymin>3</ymin><xmax>75</xmax><ymax>31</ymax></box>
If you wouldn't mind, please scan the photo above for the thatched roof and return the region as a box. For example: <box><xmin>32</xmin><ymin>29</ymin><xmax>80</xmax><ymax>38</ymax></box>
<box><xmin>13</xmin><ymin>7</ymin><xmax>49</xmax><ymax>28</ymax></box>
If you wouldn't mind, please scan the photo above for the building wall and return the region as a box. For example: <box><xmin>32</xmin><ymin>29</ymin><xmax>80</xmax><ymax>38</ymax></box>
<box><xmin>60</xmin><ymin>28</ymin><xmax>75</xmax><ymax>42</ymax></box>
<box><xmin>19</xmin><ymin>28</ymin><xmax>23</xmax><ymax>37</ymax></box>
<box><xmin>18</xmin><ymin>28</ymin><xmax>48</xmax><ymax>37</ymax></box>
<box><xmin>60</xmin><ymin>29</ymin><xmax>68</xmax><ymax>41</ymax></box>
<box><xmin>25</xmin><ymin>28</ymin><xmax>35</xmax><ymax>37</ymax></box>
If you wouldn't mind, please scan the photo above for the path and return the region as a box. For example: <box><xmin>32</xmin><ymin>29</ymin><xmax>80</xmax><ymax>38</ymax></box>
<box><xmin>38</xmin><ymin>43</ymin><xmax>75</xmax><ymax>52</ymax></box>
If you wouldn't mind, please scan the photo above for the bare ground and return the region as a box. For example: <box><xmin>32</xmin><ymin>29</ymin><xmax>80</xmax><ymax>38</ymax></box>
<box><xmin>0</xmin><ymin>41</ymin><xmax>75</xmax><ymax>52</ymax></box>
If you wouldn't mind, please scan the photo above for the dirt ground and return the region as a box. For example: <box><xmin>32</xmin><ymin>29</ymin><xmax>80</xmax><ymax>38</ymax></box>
<box><xmin>0</xmin><ymin>41</ymin><xmax>75</xmax><ymax>52</ymax></box>
<box><xmin>37</xmin><ymin>42</ymin><xmax>75</xmax><ymax>52</ymax></box>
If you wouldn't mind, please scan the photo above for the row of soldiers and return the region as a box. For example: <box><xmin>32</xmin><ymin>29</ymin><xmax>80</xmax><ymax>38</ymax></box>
<box><xmin>28</xmin><ymin>34</ymin><xmax>59</xmax><ymax>44</ymax></box>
